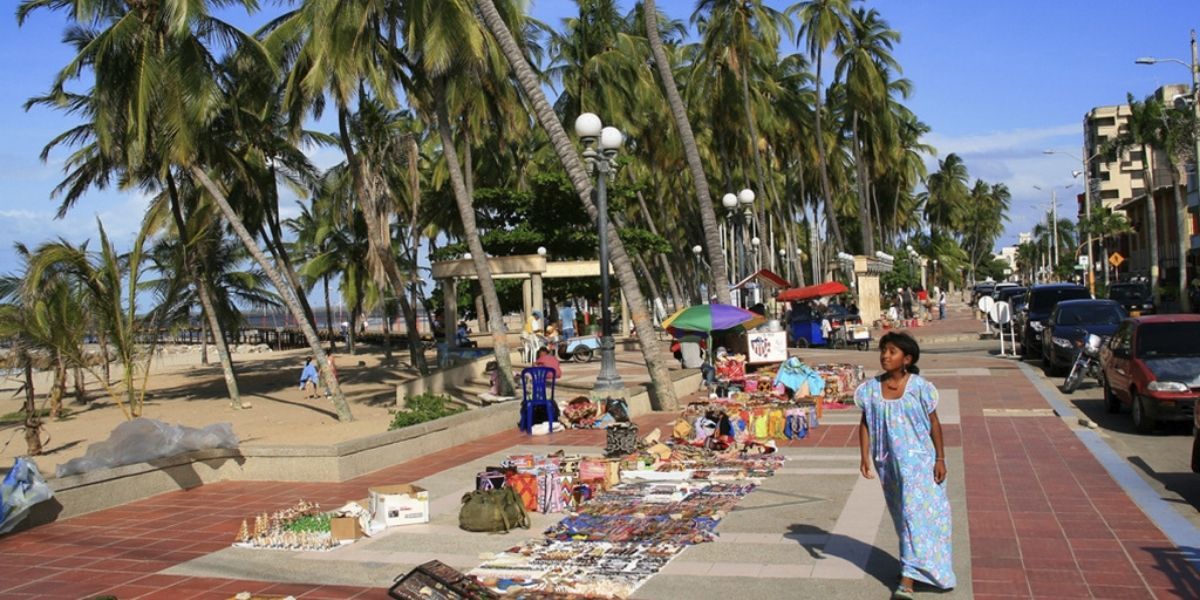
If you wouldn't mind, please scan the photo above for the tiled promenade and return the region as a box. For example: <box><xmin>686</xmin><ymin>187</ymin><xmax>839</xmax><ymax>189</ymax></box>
<box><xmin>1</xmin><ymin>308</ymin><xmax>1198</xmax><ymax>599</ymax></box>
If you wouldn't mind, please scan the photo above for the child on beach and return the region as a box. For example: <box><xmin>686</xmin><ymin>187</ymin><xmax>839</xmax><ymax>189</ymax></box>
<box><xmin>299</xmin><ymin>357</ymin><xmax>320</xmax><ymax>399</ymax></box>
<box><xmin>856</xmin><ymin>332</ymin><xmax>955</xmax><ymax>599</ymax></box>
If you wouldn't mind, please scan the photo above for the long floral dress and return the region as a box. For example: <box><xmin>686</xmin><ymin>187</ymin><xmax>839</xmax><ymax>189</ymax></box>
<box><xmin>856</xmin><ymin>374</ymin><xmax>956</xmax><ymax>589</ymax></box>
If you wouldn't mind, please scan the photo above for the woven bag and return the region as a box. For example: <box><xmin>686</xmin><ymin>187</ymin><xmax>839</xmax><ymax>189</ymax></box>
<box><xmin>605</xmin><ymin>422</ymin><xmax>639</xmax><ymax>457</ymax></box>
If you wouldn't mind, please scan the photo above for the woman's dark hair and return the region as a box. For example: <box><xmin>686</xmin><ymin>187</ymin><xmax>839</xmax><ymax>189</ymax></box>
<box><xmin>879</xmin><ymin>331</ymin><xmax>921</xmax><ymax>374</ymax></box>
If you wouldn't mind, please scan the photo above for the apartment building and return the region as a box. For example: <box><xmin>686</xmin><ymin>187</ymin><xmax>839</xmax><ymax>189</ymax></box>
<box><xmin>1082</xmin><ymin>84</ymin><xmax>1194</xmax><ymax>283</ymax></box>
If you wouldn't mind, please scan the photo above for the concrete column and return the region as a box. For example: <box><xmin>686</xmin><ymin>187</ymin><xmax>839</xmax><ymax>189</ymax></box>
<box><xmin>531</xmin><ymin>273</ymin><xmax>544</xmax><ymax>319</ymax></box>
<box><xmin>856</xmin><ymin>272</ymin><xmax>881</xmax><ymax>325</ymax></box>
<box><xmin>920</xmin><ymin>258</ymin><xmax>928</xmax><ymax>290</ymax></box>
<box><xmin>444</xmin><ymin>279</ymin><xmax>458</xmax><ymax>349</ymax></box>
<box><xmin>522</xmin><ymin>278</ymin><xmax>533</xmax><ymax>324</ymax></box>
<box><xmin>620</xmin><ymin>290</ymin><xmax>630</xmax><ymax>336</ymax></box>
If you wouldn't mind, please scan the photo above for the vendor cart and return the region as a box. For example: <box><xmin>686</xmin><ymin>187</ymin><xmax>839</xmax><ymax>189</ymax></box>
<box><xmin>777</xmin><ymin>281</ymin><xmax>871</xmax><ymax>351</ymax></box>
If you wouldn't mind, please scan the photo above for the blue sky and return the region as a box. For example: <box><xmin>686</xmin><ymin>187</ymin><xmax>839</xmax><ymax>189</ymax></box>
<box><xmin>1</xmin><ymin>0</ymin><xmax>1197</xmax><ymax>279</ymax></box>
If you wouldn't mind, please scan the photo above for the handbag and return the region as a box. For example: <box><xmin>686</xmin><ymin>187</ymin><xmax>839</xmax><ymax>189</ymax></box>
<box><xmin>604</xmin><ymin>397</ymin><xmax>630</xmax><ymax>422</ymax></box>
<box><xmin>505</xmin><ymin>471</ymin><xmax>540</xmax><ymax>511</ymax></box>
<box><xmin>458</xmin><ymin>487</ymin><xmax>530</xmax><ymax>533</ymax></box>
<box><xmin>605</xmin><ymin>422</ymin><xmax>639</xmax><ymax>457</ymax></box>
<box><xmin>476</xmin><ymin>470</ymin><xmax>507</xmax><ymax>491</ymax></box>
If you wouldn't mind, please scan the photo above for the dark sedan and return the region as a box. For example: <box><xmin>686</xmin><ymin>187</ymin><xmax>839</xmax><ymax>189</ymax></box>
<box><xmin>1041</xmin><ymin>299</ymin><xmax>1124</xmax><ymax>376</ymax></box>
<box><xmin>1019</xmin><ymin>283</ymin><xmax>1092</xmax><ymax>358</ymax></box>
<box><xmin>1108</xmin><ymin>282</ymin><xmax>1156</xmax><ymax>316</ymax></box>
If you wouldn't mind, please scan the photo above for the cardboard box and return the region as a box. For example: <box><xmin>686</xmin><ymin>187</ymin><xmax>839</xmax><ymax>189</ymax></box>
<box><xmin>369</xmin><ymin>484</ymin><xmax>430</xmax><ymax>527</ymax></box>
<box><xmin>330</xmin><ymin>516</ymin><xmax>363</xmax><ymax>541</ymax></box>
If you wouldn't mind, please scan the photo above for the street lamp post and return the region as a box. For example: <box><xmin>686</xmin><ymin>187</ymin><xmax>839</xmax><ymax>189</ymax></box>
<box><xmin>721</xmin><ymin>193</ymin><xmax>738</xmax><ymax>303</ymax></box>
<box><xmin>692</xmin><ymin>245</ymin><xmax>706</xmax><ymax>304</ymax></box>
<box><xmin>906</xmin><ymin>244</ymin><xmax>917</xmax><ymax>286</ymax></box>
<box><xmin>1044</xmin><ymin>150</ymin><xmax>1103</xmax><ymax>294</ymax></box>
<box><xmin>574</xmin><ymin>113</ymin><xmax>625</xmax><ymax>397</ymax></box>
<box><xmin>1136</xmin><ymin>29</ymin><xmax>1200</xmax><ymax>312</ymax></box>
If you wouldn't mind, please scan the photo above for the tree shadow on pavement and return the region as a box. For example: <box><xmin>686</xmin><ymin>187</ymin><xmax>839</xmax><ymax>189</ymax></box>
<box><xmin>1144</xmin><ymin>544</ymin><xmax>1200</xmax><ymax>599</ymax></box>
<box><xmin>1128</xmin><ymin>456</ymin><xmax>1200</xmax><ymax>512</ymax></box>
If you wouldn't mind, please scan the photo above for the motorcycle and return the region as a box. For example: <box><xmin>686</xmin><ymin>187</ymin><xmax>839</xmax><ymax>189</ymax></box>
<box><xmin>1063</xmin><ymin>332</ymin><xmax>1105</xmax><ymax>394</ymax></box>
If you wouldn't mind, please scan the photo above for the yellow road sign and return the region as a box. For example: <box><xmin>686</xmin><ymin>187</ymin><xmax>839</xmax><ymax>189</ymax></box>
<box><xmin>1109</xmin><ymin>252</ymin><xmax>1125</xmax><ymax>268</ymax></box>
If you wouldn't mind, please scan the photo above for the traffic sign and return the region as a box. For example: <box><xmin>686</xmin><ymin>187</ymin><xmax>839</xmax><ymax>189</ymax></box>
<box><xmin>1109</xmin><ymin>253</ymin><xmax>1125</xmax><ymax>268</ymax></box>
<box><xmin>977</xmin><ymin>295</ymin><xmax>995</xmax><ymax>314</ymax></box>
<box><xmin>989</xmin><ymin>301</ymin><xmax>1012</xmax><ymax>325</ymax></box>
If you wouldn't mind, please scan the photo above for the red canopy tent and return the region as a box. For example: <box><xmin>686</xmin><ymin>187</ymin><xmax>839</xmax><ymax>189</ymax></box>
<box><xmin>776</xmin><ymin>281</ymin><xmax>849</xmax><ymax>302</ymax></box>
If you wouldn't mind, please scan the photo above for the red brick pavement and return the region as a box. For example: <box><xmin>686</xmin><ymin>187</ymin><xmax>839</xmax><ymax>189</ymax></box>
<box><xmin>2</xmin><ymin>344</ymin><xmax>1198</xmax><ymax>599</ymax></box>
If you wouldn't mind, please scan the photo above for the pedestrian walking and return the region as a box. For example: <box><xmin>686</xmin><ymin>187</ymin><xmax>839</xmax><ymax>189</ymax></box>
<box><xmin>937</xmin><ymin>287</ymin><xmax>947</xmax><ymax>320</ymax></box>
<box><xmin>902</xmin><ymin>287</ymin><xmax>914</xmax><ymax>320</ymax></box>
<box><xmin>856</xmin><ymin>332</ymin><xmax>955</xmax><ymax>598</ymax></box>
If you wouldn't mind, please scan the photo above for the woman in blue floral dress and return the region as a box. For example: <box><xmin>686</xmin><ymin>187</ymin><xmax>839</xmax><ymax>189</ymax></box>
<box><xmin>856</xmin><ymin>332</ymin><xmax>955</xmax><ymax>599</ymax></box>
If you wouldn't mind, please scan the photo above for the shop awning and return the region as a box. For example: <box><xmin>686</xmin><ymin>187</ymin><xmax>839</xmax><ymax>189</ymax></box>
<box><xmin>776</xmin><ymin>281</ymin><xmax>849</xmax><ymax>302</ymax></box>
<box><xmin>732</xmin><ymin>269</ymin><xmax>792</xmax><ymax>291</ymax></box>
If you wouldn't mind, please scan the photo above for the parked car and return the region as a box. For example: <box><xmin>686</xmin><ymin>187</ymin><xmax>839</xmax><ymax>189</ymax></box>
<box><xmin>971</xmin><ymin>282</ymin><xmax>996</xmax><ymax>306</ymax></box>
<box><xmin>1108</xmin><ymin>282</ymin><xmax>1156</xmax><ymax>316</ymax></box>
<box><xmin>1018</xmin><ymin>284</ymin><xmax>1092</xmax><ymax>358</ymax></box>
<box><xmin>1040</xmin><ymin>299</ymin><xmax>1124</xmax><ymax>376</ymax></box>
<box><xmin>984</xmin><ymin>286</ymin><xmax>1027</xmax><ymax>330</ymax></box>
<box><xmin>1100</xmin><ymin>315</ymin><xmax>1200</xmax><ymax>434</ymax></box>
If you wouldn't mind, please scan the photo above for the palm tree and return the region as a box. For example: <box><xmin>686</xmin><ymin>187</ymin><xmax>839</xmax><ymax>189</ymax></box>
<box><xmin>0</xmin><ymin>276</ymin><xmax>47</xmax><ymax>455</ymax></box>
<box><xmin>923</xmin><ymin>153</ymin><xmax>969</xmax><ymax>239</ymax></box>
<box><xmin>792</xmin><ymin>0</ymin><xmax>852</xmax><ymax>252</ymax></box>
<box><xmin>268</xmin><ymin>0</ymin><xmax>434</xmax><ymax>377</ymax></box>
<box><xmin>834</xmin><ymin>7</ymin><xmax>899</xmax><ymax>254</ymax></box>
<box><xmin>642</xmin><ymin>0</ymin><xmax>730</xmax><ymax>304</ymax></box>
<box><xmin>1104</xmin><ymin>93</ymin><xmax>1163</xmax><ymax>300</ymax></box>
<box><xmin>19</xmin><ymin>0</ymin><xmax>355</xmax><ymax>421</ymax></box>
<box><xmin>473</xmin><ymin>0</ymin><xmax>679</xmax><ymax>410</ymax></box>
<box><xmin>28</xmin><ymin>223</ymin><xmax>154</xmax><ymax>419</ymax></box>
<box><xmin>403</xmin><ymin>0</ymin><xmax>524</xmax><ymax>394</ymax></box>
<box><xmin>1155</xmin><ymin>102</ymin><xmax>1195</xmax><ymax>311</ymax></box>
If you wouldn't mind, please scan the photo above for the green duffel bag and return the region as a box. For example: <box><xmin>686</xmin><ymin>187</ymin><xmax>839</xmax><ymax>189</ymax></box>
<box><xmin>458</xmin><ymin>486</ymin><xmax>530</xmax><ymax>533</ymax></box>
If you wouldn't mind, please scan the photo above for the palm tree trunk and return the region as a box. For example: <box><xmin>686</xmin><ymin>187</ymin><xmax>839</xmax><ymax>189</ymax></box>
<box><xmin>189</xmin><ymin>166</ymin><xmax>353</xmax><ymax>422</ymax></box>
<box><xmin>324</xmin><ymin>275</ymin><xmax>335</xmax><ymax>349</ymax></box>
<box><xmin>1141</xmin><ymin>144</ymin><xmax>1160</xmax><ymax>300</ymax></box>
<box><xmin>49</xmin><ymin>353</ymin><xmax>65</xmax><ymax>419</ymax></box>
<box><xmin>199</xmin><ymin>314</ymin><xmax>208</xmax><ymax>365</ymax></box>
<box><xmin>851</xmin><ymin>112</ymin><xmax>874</xmax><ymax>254</ymax></box>
<box><xmin>1171</xmin><ymin>166</ymin><xmax>1190</xmax><ymax>312</ymax></box>
<box><xmin>263</xmin><ymin>169</ymin><xmax>318</xmax><ymax>329</ymax></box>
<box><xmin>812</xmin><ymin>54</ymin><xmax>847</xmax><ymax>252</ymax></box>
<box><xmin>643</xmin><ymin>0</ymin><xmax>730</xmax><ymax>305</ymax></box>
<box><xmin>336</xmin><ymin>107</ymin><xmax>430</xmax><ymax>376</ymax></box>
<box><xmin>476</xmin><ymin>0</ymin><xmax>677</xmax><ymax>410</ymax></box>
<box><xmin>434</xmin><ymin>80</ymin><xmax>517</xmax><ymax>396</ymax></box>
<box><xmin>23</xmin><ymin>358</ymin><xmax>42</xmax><ymax>456</ymax></box>
<box><xmin>349</xmin><ymin>301</ymin><xmax>360</xmax><ymax>355</ymax></box>
<box><xmin>166</xmin><ymin>172</ymin><xmax>242</xmax><ymax>408</ymax></box>
<box><xmin>99</xmin><ymin>330</ymin><xmax>110</xmax><ymax>384</ymax></box>
<box><xmin>635</xmin><ymin>189</ymin><xmax>684</xmax><ymax>310</ymax></box>
<box><xmin>72</xmin><ymin>364</ymin><xmax>87</xmax><ymax>405</ymax></box>
<box><xmin>196</xmin><ymin>282</ymin><xmax>244</xmax><ymax>409</ymax></box>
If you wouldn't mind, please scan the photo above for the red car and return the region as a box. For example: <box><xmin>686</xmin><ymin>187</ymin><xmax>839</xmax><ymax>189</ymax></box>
<box><xmin>1099</xmin><ymin>315</ymin><xmax>1200</xmax><ymax>435</ymax></box>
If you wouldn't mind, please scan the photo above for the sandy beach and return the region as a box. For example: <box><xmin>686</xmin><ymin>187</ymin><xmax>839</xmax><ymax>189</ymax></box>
<box><xmin>0</xmin><ymin>346</ymin><xmax>427</xmax><ymax>477</ymax></box>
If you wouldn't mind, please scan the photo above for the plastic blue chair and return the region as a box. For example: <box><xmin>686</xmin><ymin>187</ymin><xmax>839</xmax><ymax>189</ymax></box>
<box><xmin>518</xmin><ymin>366</ymin><xmax>558</xmax><ymax>434</ymax></box>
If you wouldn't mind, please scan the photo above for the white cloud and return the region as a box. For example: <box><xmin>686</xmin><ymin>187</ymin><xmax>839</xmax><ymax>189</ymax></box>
<box><xmin>921</xmin><ymin>123</ymin><xmax>1086</xmax><ymax>251</ymax></box>
<box><xmin>925</xmin><ymin>123</ymin><xmax>1080</xmax><ymax>156</ymax></box>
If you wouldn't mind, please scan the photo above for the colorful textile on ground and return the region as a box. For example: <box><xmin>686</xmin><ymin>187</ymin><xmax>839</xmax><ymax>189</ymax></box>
<box><xmin>468</xmin><ymin>452</ymin><xmax>783</xmax><ymax>598</ymax></box>
<box><xmin>856</xmin><ymin>375</ymin><xmax>956</xmax><ymax>590</ymax></box>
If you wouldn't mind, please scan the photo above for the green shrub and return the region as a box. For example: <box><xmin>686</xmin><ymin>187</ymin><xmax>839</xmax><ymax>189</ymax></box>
<box><xmin>389</xmin><ymin>393</ymin><xmax>464</xmax><ymax>430</ymax></box>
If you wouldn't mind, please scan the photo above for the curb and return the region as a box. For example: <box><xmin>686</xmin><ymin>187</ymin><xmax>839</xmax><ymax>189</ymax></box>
<box><xmin>1013</xmin><ymin>360</ymin><xmax>1200</xmax><ymax>555</ymax></box>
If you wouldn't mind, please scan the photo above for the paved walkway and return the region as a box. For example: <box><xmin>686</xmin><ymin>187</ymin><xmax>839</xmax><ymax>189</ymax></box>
<box><xmin>1</xmin><ymin>308</ymin><xmax>1198</xmax><ymax>599</ymax></box>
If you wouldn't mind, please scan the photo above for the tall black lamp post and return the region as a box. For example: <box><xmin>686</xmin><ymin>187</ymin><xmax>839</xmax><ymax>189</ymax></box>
<box><xmin>575</xmin><ymin>112</ymin><xmax>626</xmax><ymax>398</ymax></box>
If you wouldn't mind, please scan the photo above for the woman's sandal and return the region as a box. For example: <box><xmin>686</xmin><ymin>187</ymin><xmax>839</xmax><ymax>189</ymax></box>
<box><xmin>891</xmin><ymin>585</ymin><xmax>915</xmax><ymax>600</ymax></box>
